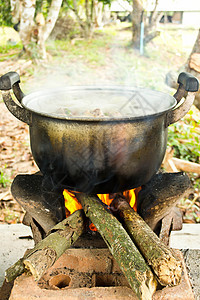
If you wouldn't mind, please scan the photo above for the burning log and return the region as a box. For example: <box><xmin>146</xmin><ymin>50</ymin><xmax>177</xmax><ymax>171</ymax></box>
<box><xmin>77</xmin><ymin>193</ymin><xmax>157</xmax><ymax>300</ymax></box>
<box><xmin>111</xmin><ymin>196</ymin><xmax>182</xmax><ymax>286</ymax></box>
<box><xmin>5</xmin><ymin>210</ymin><xmax>85</xmax><ymax>282</ymax></box>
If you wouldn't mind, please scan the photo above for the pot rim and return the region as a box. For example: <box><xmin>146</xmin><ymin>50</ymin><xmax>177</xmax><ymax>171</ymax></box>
<box><xmin>21</xmin><ymin>85</ymin><xmax>177</xmax><ymax>122</ymax></box>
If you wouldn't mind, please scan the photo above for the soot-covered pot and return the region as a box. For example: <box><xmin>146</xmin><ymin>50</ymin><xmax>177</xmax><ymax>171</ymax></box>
<box><xmin>0</xmin><ymin>72</ymin><xmax>199</xmax><ymax>193</ymax></box>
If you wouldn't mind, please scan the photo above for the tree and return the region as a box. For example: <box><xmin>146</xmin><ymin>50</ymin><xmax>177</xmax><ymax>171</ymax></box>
<box><xmin>63</xmin><ymin>0</ymin><xmax>110</xmax><ymax>39</ymax></box>
<box><xmin>132</xmin><ymin>0</ymin><xmax>162</xmax><ymax>49</ymax></box>
<box><xmin>10</xmin><ymin>0</ymin><xmax>63</xmax><ymax>59</ymax></box>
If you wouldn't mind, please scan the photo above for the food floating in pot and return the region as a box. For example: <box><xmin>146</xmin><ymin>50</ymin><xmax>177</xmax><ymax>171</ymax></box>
<box><xmin>22</xmin><ymin>87</ymin><xmax>177</xmax><ymax>120</ymax></box>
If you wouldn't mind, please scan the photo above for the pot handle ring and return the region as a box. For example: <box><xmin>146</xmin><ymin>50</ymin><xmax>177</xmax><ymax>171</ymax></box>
<box><xmin>165</xmin><ymin>72</ymin><xmax>199</xmax><ymax>127</ymax></box>
<box><xmin>0</xmin><ymin>72</ymin><xmax>30</xmax><ymax>125</ymax></box>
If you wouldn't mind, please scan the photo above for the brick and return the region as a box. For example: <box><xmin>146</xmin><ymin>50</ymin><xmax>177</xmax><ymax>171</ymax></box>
<box><xmin>50</xmin><ymin>248</ymin><xmax>113</xmax><ymax>274</ymax></box>
<box><xmin>9</xmin><ymin>275</ymin><xmax>138</xmax><ymax>300</ymax></box>
<box><xmin>9</xmin><ymin>249</ymin><xmax>195</xmax><ymax>300</ymax></box>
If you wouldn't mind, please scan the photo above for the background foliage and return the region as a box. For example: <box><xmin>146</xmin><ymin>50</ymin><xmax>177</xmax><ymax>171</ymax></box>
<box><xmin>0</xmin><ymin>0</ymin><xmax>12</xmax><ymax>26</ymax></box>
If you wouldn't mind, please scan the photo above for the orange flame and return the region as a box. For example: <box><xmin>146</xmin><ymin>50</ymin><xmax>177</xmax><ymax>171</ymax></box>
<box><xmin>97</xmin><ymin>193</ymin><xmax>114</xmax><ymax>206</ymax></box>
<box><xmin>63</xmin><ymin>188</ymin><xmax>140</xmax><ymax>230</ymax></box>
<box><xmin>63</xmin><ymin>190</ymin><xmax>82</xmax><ymax>217</ymax></box>
<box><xmin>97</xmin><ymin>189</ymin><xmax>138</xmax><ymax>211</ymax></box>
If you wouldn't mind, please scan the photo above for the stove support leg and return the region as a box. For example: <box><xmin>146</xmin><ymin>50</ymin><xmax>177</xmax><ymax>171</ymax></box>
<box><xmin>159</xmin><ymin>207</ymin><xmax>183</xmax><ymax>245</ymax></box>
<box><xmin>137</xmin><ymin>172</ymin><xmax>191</xmax><ymax>241</ymax></box>
<box><xmin>23</xmin><ymin>212</ymin><xmax>45</xmax><ymax>244</ymax></box>
<box><xmin>11</xmin><ymin>174</ymin><xmax>66</xmax><ymax>240</ymax></box>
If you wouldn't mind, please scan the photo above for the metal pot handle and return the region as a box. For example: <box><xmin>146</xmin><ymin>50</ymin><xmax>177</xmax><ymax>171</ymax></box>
<box><xmin>0</xmin><ymin>72</ymin><xmax>30</xmax><ymax>125</ymax></box>
<box><xmin>165</xmin><ymin>72</ymin><xmax>199</xmax><ymax>127</ymax></box>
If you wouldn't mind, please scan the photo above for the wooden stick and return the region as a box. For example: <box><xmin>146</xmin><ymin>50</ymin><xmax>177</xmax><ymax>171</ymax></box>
<box><xmin>5</xmin><ymin>210</ymin><xmax>85</xmax><ymax>282</ymax></box>
<box><xmin>168</xmin><ymin>159</ymin><xmax>179</xmax><ymax>173</ymax></box>
<box><xmin>162</xmin><ymin>148</ymin><xmax>200</xmax><ymax>174</ymax></box>
<box><xmin>172</xmin><ymin>157</ymin><xmax>200</xmax><ymax>174</ymax></box>
<box><xmin>77</xmin><ymin>194</ymin><xmax>157</xmax><ymax>300</ymax></box>
<box><xmin>111</xmin><ymin>196</ymin><xmax>182</xmax><ymax>286</ymax></box>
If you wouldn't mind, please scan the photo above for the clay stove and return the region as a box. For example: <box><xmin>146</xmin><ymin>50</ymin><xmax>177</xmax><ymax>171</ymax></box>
<box><xmin>7</xmin><ymin>171</ymin><xmax>195</xmax><ymax>299</ymax></box>
<box><xmin>11</xmin><ymin>171</ymin><xmax>190</xmax><ymax>243</ymax></box>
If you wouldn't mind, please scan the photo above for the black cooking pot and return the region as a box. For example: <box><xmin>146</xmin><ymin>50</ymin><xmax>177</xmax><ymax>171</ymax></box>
<box><xmin>0</xmin><ymin>72</ymin><xmax>199</xmax><ymax>193</ymax></box>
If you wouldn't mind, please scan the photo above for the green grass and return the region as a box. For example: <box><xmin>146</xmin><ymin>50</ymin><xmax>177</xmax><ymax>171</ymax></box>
<box><xmin>0</xmin><ymin>169</ymin><xmax>10</xmax><ymax>188</ymax></box>
<box><xmin>168</xmin><ymin>118</ymin><xmax>200</xmax><ymax>163</ymax></box>
<box><xmin>44</xmin><ymin>23</ymin><xmax>192</xmax><ymax>90</ymax></box>
<box><xmin>47</xmin><ymin>29</ymin><xmax>117</xmax><ymax>66</ymax></box>
<box><xmin>0</xmin><ymin>26</ymin><xmax>22</xmax><ymax>60</ymax></box>
<box><xmin>0</xmin><ymin>43</ymin><xmax>22</xmax><ymax>60</ymax></box>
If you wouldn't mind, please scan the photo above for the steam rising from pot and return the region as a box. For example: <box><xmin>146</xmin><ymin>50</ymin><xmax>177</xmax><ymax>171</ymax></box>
<box><xmin>22</xmin><ymin>86</ymin><xmax>176</xmax><ymax>119</ymax></box>
<box><xmin>25</xmin><ymin>33</ymin><xmax>174</xmax><ymax>119</ymax></box>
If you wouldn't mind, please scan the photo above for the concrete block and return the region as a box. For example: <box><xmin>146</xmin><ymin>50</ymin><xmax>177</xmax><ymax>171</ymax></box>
<box><xmin>0</xmin><ymin>224</ymin><xmax>34</xmax><ymax>288</ymax></box>
<box><xmin>170</xmin><ymin>224</ymin><xmax>200</xmax><ymax>249</ymax></box>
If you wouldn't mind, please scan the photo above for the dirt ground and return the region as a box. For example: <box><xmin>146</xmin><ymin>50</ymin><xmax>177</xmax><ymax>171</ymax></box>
<box><xmin>0</xmin><ymin>100</ymin><xmax>38</xmax><ymax>223</ymax></box>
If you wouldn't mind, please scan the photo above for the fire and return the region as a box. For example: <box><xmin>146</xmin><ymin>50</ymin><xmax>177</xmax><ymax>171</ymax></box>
<box><xmin>63</xmin><ymin>190</ymin><xmax>82</xmax><ymax>217</ymax></box>
<box><xmin>63</xmin><ymin>188</ymin><xmax>140</xmax><ymax>229</ymax></box>
<box><xmin>97</xmin><ymin>189</ymin><xmax>138</xmax><ymax>212</ymax></box>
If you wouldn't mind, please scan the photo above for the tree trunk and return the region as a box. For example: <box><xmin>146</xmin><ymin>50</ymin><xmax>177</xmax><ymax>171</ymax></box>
<box><xmin>94</xmin><ymin>1</ymin><xmax>103</xmax><ymax>27</ymax></box>
<box><xmin>11</xmin><ymin>0</ymin><xmax>62</xmax><ymax>59</ymax></box>
<box><xmin>19</xmin><ymin>0</ymin><xmax>36</xmax><ymax>55</ymax></box>
<box><xmin>132</xmin><ymin>0</ymin><xmax>162</xmax><ymax>49</ymax></box>
<box><xmin>66</xmin><ymin>0</ymin><xmax>95</xmax><ymax>39</ymax></box>
<box><xmin>37</xmin><ymin>0</ymin><xmax>63</xmax><ymax>59</ymax></box>
<box><xmin>186</xmin><ymin>29</ymin><xmax>200</xmax><ymax>68</ymax></box>
<box><xmin>132</xmin><ymin>0</ymin><xmax>143</xmax><ymax>47</ymax></box>
<box><xmin>10</xmin><ymin>0</ymin><xmax>22</xmax><ymax>24</ymax></box>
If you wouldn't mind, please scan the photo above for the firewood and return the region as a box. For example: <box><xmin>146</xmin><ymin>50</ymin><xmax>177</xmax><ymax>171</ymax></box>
<box><xmin>77</xmin><ymin>193</ymin><xmax>157</xmax><ymax>300</ymax></box>
<box><xmin>171</xmin><ymin>157</ymin><xmax>200</xmax><ymax>174</ymax></box>
<box><xmin>5</xmin><ymin>210</ymin><xmax>85</xmax><ymax>282</ymax></box>
<box><xmin>111</xmin><ymin>196</ymin><xmax>182</xmax><ymax>286</ymax></box>
<box><xmin>167</xmin><ymin>159</ymin><xmax>179</xmax><ymax>173</ymax></box>
<box><xmin>162</xmin><ymin>148</ymin><xmax>200</xmax><ymax>174</ymax></box>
